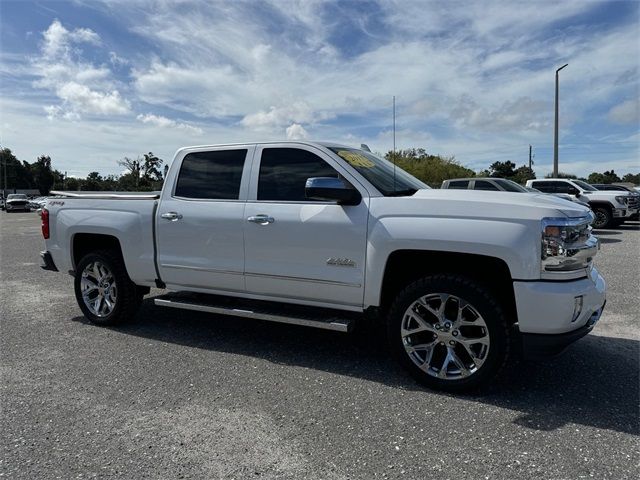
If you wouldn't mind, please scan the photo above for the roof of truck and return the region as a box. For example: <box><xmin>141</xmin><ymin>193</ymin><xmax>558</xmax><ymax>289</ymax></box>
<box><xmin>178</xmin><ymin>140</ymin><xmax>354</xmax><ymax>152</ymax></box>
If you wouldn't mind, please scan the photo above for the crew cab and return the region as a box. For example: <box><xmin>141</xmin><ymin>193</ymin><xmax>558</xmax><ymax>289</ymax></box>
<box><xmin>526</xmin><ymin>178</ymin><xmax>637</xmax><ymax>228</ymax></box>
<box><xmin>40</xmin><ymin>142</ymin><xmax>606</xmax><ymax>392</ymax></box>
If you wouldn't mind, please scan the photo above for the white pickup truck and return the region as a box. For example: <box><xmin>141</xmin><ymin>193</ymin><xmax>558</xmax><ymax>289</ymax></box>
<box><xmin>40</xmin><ymin>142</ymin><xmax>606</xmax><ymax>391</ymax></box>
<box><xmin>526</xmin><ymin>178</ymin><xmax>638</xmax><ymax>229</ymax></box>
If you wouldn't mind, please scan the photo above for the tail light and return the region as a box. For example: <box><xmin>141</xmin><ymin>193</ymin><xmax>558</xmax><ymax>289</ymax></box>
<box><xmin>41</xmin><ymin>208</ymin><xmax>50</xmax><ymax>239</ymax></box>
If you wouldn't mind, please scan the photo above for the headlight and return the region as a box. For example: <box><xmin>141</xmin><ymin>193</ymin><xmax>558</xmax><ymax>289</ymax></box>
<box><xmin>615</xmin><ymin>195</ymin><xmax>627</xmax><ymax>205</ymax></box>
<box><xmin>541</xmin><ymin>215</ymin><xmax>598</xmax><ymax>274</ymax></box>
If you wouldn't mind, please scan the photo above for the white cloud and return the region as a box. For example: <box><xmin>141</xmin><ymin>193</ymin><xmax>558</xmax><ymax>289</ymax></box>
<box><xmin>41</xmin><ymin>19</ymin><xmax>100</xmax><ymax>58</ymax></box>
<box><xmin>57</xmin><ymin>83</ymin><xmax>130</xmax><ymax>115</ymax></box>
<box><xmin>242</xmin><ymin>102</ymin><xmax>316</xmax><ymax>130</ymax></box>
<box><xmin>137</xmin><ymin>113</ymin><xmax>203</xmax><ymax>135</ymax></box>
<box><xmin>109</xmin><ymin>51</ymin><xmax>128</xmax><ymax>67</ymax></box>
<box><xmin>3</xmin><ymin>2</ymin><xmax>638</xmax><ymax>179</ymax></box>
<box><xmin>33</xmin><ymin>20</ymin><xmax>130</xmax><ymax>118</ymax></box>
<box><xmin>285</xmin><ymin>123</ymin><xmax>308</xmax><ymax>140</ymax></box>
<box><xmin>608</xmin><ymin>99</ymin><xmax>640</xmax><ymax>125</ymax></box>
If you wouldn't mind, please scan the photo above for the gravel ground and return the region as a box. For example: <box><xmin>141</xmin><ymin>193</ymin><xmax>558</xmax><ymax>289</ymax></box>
<box><xmin>1</xmin><ymin>211</ymin><xmax>638</xmax><ymax>479</ymax></box>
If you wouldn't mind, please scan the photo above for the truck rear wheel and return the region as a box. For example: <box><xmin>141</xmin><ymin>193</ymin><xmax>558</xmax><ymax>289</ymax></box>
<box><xmin>387</xmin><ymin>274</ymin><xmax>509</xmax><ymax>392</ymax></box>
<box><xmin>74</xmin><ymin>250</ymin><xmax>142</xmax><ymax>326</ymax></box>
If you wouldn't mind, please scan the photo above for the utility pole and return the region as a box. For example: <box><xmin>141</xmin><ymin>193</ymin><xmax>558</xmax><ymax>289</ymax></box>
<box><xmin>553</xmin><ymin>63</ymin><xmax>568</xmax><ymax>178</ymax></box>
<box><xmin>529</xmin><ymin>145</ymin><xmax>532</xmax><ymax>170</ymax></box>
<box><xmin>1</xmin><ymin>141</ymin><xmax>6</xmax><ymax>196</ymax></box>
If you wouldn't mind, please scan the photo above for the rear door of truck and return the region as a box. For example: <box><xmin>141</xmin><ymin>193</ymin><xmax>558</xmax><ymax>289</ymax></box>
<box><xmin>155</xmin><ymin>145</ymin><xmax>254</xmax><ymax>293</ymax></box>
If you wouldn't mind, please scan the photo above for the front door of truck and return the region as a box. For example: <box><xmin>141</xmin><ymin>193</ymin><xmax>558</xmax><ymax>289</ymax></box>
<box><xmin>243</xmin><ymin>145</ymin><xmax>369</xmax><ymax>308</ymax></box>
<box><xmin>156</xmin><ymin>146</ymin><xmax>254</xmax><ymax>293</ymax></box>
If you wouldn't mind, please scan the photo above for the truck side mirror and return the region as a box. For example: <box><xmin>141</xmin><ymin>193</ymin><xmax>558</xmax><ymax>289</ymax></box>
<box><xmin>305</xmin><ymin>177</ymin><xmax>361</xmax><ymax>205</ymax></box>
<box><xmin>567</xmin><ymin>186</ymin><xmax>579</xmax><ymax>196</ymax></box>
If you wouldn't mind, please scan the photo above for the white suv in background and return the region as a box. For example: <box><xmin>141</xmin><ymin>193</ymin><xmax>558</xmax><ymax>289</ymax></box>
<box><xmin>526</xmin><ymin>179</ymin><xmax>636</xmax><ymax>229</ymax></box>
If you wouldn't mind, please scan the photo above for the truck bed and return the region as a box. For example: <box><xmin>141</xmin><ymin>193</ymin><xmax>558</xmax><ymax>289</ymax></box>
<box><xmin>45</xmin><ymin>191</ymin><xmax>161</xmax><ymax>287</ymax></box>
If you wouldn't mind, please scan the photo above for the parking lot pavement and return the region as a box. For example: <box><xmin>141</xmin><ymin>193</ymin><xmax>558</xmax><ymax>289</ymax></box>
<box><xmin>1</xmin><ymin>212</ymin><xmax>638</xmax><ymax>480</ymax></box>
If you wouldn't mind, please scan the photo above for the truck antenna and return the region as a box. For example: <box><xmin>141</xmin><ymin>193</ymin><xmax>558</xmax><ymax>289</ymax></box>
<box><xmin>393</xmin><ymin>95</ymin><xmax>396</xmax><ymax>192</ymax></box>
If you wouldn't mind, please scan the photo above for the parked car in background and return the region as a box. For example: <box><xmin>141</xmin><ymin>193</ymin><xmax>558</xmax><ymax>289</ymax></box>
<box><xmin>440</xmin><ymin>177</ymin><xmax>591</xmax><ymax>209</ymax></box>
<box><xmin>591</xmin><ymin>184</ymin><xmax>639</xmax><ymax>220</ymax></box>
<box><xmin>526</xmin><ymin>179</ymin><xmax>637</xmax><ymax>229</ymax></box>
<box><xmin>5</xmin><ymin>194</ymin><xmax>31</xmax><ymax>212</ymax></box>
<box><xmin>29</xmin><ymin>196</ymin><xmax>48</xmax><ymax>210</ymax></box>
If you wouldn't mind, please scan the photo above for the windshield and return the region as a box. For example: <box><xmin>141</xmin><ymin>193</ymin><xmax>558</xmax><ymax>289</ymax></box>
<box><xmin>573</xmin><ymin>180</ymin><xmax>598</xmax><ymax>191</ymax></box>
<box><xmin>328</xmin><ymin>147</ymin><xmax>428</xmax><ymax>196</ymax></box>
<box><xmin>7</xmin><ymin>194</ymin><xmax>27</xmax><ymax>200</ymax></box>
<box><xmin>494</xmin><ymin>179</ymin><xmax>528</xmax><ymax>192</ymax></box>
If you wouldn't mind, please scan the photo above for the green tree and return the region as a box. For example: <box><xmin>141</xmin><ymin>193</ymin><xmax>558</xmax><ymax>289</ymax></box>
<box><xmin>141</xmin><ymin>152</ymin><xmax>163</xmax><ymax>182</ymax></box>
<box><xmin>512</xmin><ymin>165</ymin><xmax>536</xmax><ymax>184</ymax></box>
<box><xmin>587</xmin><ymin>170</ymin><xmax>621</xmax><ymax>184</ymax></box>
<box><xmin>0</xmin><ymin>148</ymin><xmax>34</xmax><ymax>190</ymax></box>
<box><xmin>65</xmin><ymin>177</ymin><xmax>80</xmax><ymax>191</ymax></box>
<box><xmin>488</xmin><ymin>160</ymin><xmax>516</xmax><ymax>178</ymax></box>
<box><xmin>84</xmin><ymin>171</ymin><xmax>104</xmax><ymax>191</ymax></box>
<box><xmin>621</xmin><ymin>173</ymin><xmax>640</xmax><ymax>185</ymax></box>
<box><xmin>118</xmin><ymin>156</ymin><xmax>141</xmax><ymax>188</ymax></box>
<box><xmin>31</xmin><ymin>155</ymin><xmax>55</xmax><ymax>194</ymax></box>
<box><xmin>385</xmin><ymin>148</ymin><xmax>475</xmax><ymax>188</ymax></box>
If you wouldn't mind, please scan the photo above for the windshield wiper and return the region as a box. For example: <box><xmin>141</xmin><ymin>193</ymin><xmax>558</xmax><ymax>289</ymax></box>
<box><xmin>386</xmin><ymin>188</ymin><xmax>418</xmax><ymax>197</ymax></box>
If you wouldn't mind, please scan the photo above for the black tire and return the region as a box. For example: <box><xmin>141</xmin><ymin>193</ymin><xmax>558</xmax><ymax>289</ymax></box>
<box><xmin>74</xmin><ymin>249</ymin><xmax>142</xmax><ymax>326</ymax></box>
<box><xmin>387</xmin><ymin>274</ymin><xmax>510</xmax><ymax>393</ymax></box>
<box><xmin>592</xmin><ymin>206</ymin><xmax>612</xmax><ymax>229</ymax></box>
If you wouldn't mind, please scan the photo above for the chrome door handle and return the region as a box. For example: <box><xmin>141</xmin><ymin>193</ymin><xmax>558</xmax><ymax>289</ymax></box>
<box><xmin>247</xmin><ymin>214</ymin><xmax>275</xmax><ymax>225</ymax></box>
<box><xmin>161</xmin><ymin>211</ymin><xmax>183</xmax><ymax>221</ymax></box>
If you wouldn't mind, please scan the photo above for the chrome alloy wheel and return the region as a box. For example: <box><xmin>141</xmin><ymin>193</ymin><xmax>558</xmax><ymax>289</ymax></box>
<box><xmin>401</xmin><ymin>293</ymin><xmax>490</xmax><ymax>380</ymax></box>
<box><xmin>80</xmin><ymin>261</ymin><xmax>117</xmax><ymax>318</ymax></box>
<box><xmin>593</xmin><ymin>210</ymin><xmax>608</xmax><ymax>229</ymax></box>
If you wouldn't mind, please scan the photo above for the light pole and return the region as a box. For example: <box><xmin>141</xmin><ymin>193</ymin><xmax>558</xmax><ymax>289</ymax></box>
<box><xmin>553</xmin><ymin>63</ymin><xmax>568</xmax><ymax>178</ymax></box>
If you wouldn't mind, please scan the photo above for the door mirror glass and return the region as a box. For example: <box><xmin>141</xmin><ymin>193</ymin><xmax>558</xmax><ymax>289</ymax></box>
<box><xmin>305</xmin><ymin>177</ymin><xmax>361</xmax><ymax>205</ymax></box>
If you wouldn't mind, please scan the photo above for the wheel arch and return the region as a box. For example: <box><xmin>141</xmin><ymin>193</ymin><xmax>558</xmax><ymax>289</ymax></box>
<box><xmin>378</xmin><ymin>250</ymin><xmax>518</xmax><ymax>326</ymax></box>
<box><xmin>588</xmin><ymin>201</ymin><xmax>613</xmax><ymax>213</ymax></box>
<box><xmin>72</xmin><ymin>233</ymin><xmax>123</xmax><ymax>272</ymax></box>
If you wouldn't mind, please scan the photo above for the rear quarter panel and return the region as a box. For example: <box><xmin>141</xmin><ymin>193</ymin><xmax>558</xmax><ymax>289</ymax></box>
<box><xmin>45</xmin><ymin>199</ymin><xmax>157</xmax><ymax>285</ymax></box>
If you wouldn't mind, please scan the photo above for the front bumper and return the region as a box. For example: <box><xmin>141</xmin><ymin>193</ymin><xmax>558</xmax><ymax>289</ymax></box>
<box><xmin>514</xmin><ymin>266</ymin><xmax>606</xmax><ymax>357</ymax></box>
<box><xmin>521</xmin><ymin>301</ymin><xmax>605</xmax><ymax>359</ymax></box>
<box><xmin>613</xmin><ymin>208</ymin><xmax>627</xmax><ymax>218</ymax></box>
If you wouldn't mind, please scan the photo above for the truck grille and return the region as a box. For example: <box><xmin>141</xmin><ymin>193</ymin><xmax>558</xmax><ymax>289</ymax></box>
<box><xmin>627</xmin><ymin>195</ymin><xmax>640</xmax><ymax>209</ymax></box>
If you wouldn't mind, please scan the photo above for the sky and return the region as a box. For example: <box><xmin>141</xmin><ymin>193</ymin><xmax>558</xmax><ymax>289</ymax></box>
<box><xmin>0</xmin><ymin>0</ymin><xmax>638</xmax><ymax>178</ymax></box>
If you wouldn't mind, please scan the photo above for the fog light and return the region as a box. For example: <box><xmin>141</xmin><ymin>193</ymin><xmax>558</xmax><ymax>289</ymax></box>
<box><xmin>571</xmin><ymin>296</ymin><xmax>583</xmax><ymax>322</ymax></box>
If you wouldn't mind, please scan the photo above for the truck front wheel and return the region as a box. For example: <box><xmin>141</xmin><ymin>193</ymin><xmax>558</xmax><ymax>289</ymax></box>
<box><xmin>592</xmin><ymin>206</ymin><xmax>612</xmax><ymax>229</ymax></box>
<box><xmin>74</xmin><ymin>250</ymin><xmax>142</xmax><ymax>326</ymax></box>
<box><xmin>387</xmin><ymin>274</ymin><xmax>510</xmax><ymax>392</ymax></box>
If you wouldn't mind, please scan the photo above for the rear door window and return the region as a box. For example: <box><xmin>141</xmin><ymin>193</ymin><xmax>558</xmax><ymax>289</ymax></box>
<box><xmin>174</xmin><ymin>149</ymin><xmax>248</xmax><ymax>200</ymax></box>
<box><xmin>447</xmin><ymin>180</ymin><xmax>469</xmax><ymax>189</ymax></box>
<box><xmin>531</xmin><ymin>181</ymin><xmax>556</xmax><ymax>193</ymax></box>
<box><xmin>473</xmin><ymin>180</ymin><xmax>500</xmax><ymax>191</ymax></box>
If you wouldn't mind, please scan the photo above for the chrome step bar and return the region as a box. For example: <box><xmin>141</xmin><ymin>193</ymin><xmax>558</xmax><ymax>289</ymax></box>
<box><xmin>154</xmin><ymin>294</ymin><xmax>354</xmax><ymax>332</ymax></box>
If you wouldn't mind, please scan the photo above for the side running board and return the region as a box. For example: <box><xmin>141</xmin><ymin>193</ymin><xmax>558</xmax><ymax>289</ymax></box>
<box><xmin>153</xmin><ymin>292</ymin><xmax>357</xmax><ymax>332</ymax></box>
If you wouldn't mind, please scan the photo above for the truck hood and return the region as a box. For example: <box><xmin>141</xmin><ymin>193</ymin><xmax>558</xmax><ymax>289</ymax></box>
<box><xmin>383</xmin><ymin>189</ymin><xmax>591</xmax><ymax>220</ymax></box>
